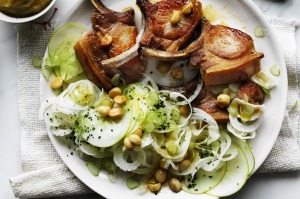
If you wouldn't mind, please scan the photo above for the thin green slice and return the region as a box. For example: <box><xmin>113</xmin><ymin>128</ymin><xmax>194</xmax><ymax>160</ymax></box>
<box><xmin>206</xmin><ymin>144</ymin><xmax>249</xmax><ymax>197</ymax></box>
<box><xmin>60</xmin><ymin>62</ymin><xmax>69</xmax><ymax>81</ymax></box>
<box><xmin>232</xmin><ymin>137</ymin><xmax>255</xmax><ymax>176</ymax></box>
<box><xmin>270</xmin><ymin>65</ymin><xmax>280</xmax><ymax>76</ymax></box>
<box><xmin>48</xmin><ymin>23</ymin><xmax>87</xmax><ymax>58</ymax></box>
<box><xmin>54</xmin><ymin>36</ymin><xmax>79</xmax><ymax>58</ymax></box>
<box><xmin>126</xmin><ymin>177</ymin><xmax>141</xmax><ymax>190</ymax></box>
<box><xmin>32</xmin><ymin>55</ymin><xmax>43</xmax><ymax>68</ymax></box>
<box><xmin>41</xmin><ymin>65</ymin><xmax>52</xmax><ymax>80</ymax></box>
<box><xmin>86</xmin><ymin>162</ymin><xmax>100</xmax><ymax>177</ymax></box>
<box><xmin>254</xmin><ymin>26</ymin><xmax>265</xmax><ymax>38</ymax></box>
<box><xmin>58</xmin><ymin>47</ymin><xmax>70</xmax><ymax>63</ymax></box>
<box><xmin>291</xmin><ymin>99</ymin><xmax>298</xmax><ymax>111</ymax></box>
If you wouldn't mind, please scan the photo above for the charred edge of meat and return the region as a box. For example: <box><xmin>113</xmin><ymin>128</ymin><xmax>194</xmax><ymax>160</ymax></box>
<box><xmin>139</xmin><ymin>19</ymin><xmax>209</xmax><ymax>60</ymax></box>
<box><xmin>74</xmin><ymin>31</ymin><xmax>113</xmax><ymax>90</ymax></box>
<box><xmin>91</xmin><ymin>0</ymin><xmax>135</xmax><ymax>26</ymax></box>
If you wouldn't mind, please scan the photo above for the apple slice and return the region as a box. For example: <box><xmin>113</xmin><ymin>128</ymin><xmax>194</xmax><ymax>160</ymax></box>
<box><xmin>232</xmin><ymin>137</ymin><xmax>255</xmax><ymax>176</ymax></box>
<box><xmin>81</xmin><ymin>108</ymin><xmax>135</xmax><ymax>147</ymax></box>
<box><xmin>183</xmin><ymin>164</ymin><xmax>226</xmax><ymax>194</ymax></box>
<box><xmin>206</xmin><ymin>143</ymin><xmax>249</xmax><ymax>197</ymax></box>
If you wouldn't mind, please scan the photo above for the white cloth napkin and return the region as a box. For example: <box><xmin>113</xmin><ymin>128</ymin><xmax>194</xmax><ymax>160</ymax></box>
<box><xmin>9</xmin><ymin>17</ymin><xmax>300</xmax><ymax>198</ymax></box>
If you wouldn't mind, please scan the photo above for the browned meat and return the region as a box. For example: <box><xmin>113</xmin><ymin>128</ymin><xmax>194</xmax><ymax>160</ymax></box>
<box><xmin>190</xmin><ymin>19</ymin><xmax>264</xmax><ymax>86</ymax></box>
<box><xmin>192</xmin><ymin>80</ymin><xmax>265</xmax><ymax>123</ymax></box>
<box><xmin>236</xmin><ymin>81</ymin><xmax>264</xmax><ymax>104</ymax></box>
<box><xmin>91</xmin><ymin>8</ymin><xmax>137</xmax><ymax>58</ymax></box>
<box><xmin>74</xmin><ymin>31</ymin><xmax>112</xmax><ymax>89</ymax></box>
<box><xmin>196</xmin><ymin>87</ymin><xmax>229</xmax><ymax>124</ymax></box>
<box><xmin>74</xmin><ymin>0</ymin><xmax>146</xmax><ymax>89</ymax></box>
<box><xmin>137</xmin><ymin>0</ymin><xmax>202</xmax><ymax>52</ymax></box>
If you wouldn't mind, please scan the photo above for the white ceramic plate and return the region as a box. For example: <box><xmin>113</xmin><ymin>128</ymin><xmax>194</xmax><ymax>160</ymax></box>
<box><xmin>40</xmin><ymin>0</ymin><xmax>287</xmax><ymax>198</ymax></box>
<box><xmin>0</xmin><ymin>0</ymin><xmax>57</xmax><ymax>23</ymax></box>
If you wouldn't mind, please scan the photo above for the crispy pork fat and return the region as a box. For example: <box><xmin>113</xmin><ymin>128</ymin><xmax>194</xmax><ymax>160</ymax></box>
<box><xmin>190</xmin><ymin>20</ymin><xmax>264</xmax><ymax>85</ymax></box>
<box><xmin>74</xmin><ymin>0</ymin><xmax>146</xmax><ymax>90</ymax></box>
<box><xmin>137</xmin><ymin>0</ymin><xmax>202</xmax><ymax>52</ymax></box>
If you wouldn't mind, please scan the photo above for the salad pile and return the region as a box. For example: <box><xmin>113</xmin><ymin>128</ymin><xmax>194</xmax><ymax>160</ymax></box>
<box><xmin>40</xmin><ymin>74</ymin><xmax>267</xmax><ymax>196</ymax></box>
<box><xmin>38</xmin><ymin>16</ymin><xmax>277</xmax><ymax>197</ymax></box>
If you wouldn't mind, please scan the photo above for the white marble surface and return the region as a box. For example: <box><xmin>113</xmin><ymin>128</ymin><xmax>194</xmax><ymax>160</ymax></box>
<box><xmin>0</xmin><ymin>0</ymin><xmax>299</xmax><ymax>199</ymax></box>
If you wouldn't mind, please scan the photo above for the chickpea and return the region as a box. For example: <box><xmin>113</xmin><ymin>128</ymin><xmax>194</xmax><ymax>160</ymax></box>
<box><xmin>217</xmin><ymin>93</ymin><xmax>231</xmax><ymax>108</ymax></box>
<box><xmin>171</xmin><ymin>66</ymin><xmax>184</xmax><ymax>80</ymax></box>
<box><xmin>148</xmin><ymin>183</ymin><xmax>161</xmax><ymax>192</ymax></box>
<box><xmin>97</xmin><ymin>106</ymin><xmax>111</xmax><ymax>117</ymax></box>
<box><xmin>101</xmin><ymin>34</ymin><xmax>113</xmax><ymax>47</ymax></box>
<box><xmin>50</xmin><ymin>76</ymin><xmax>63</xmax><ymax>89</ymax></box>
<box><xmin>159</xmin><ymin>159</ymin><xmax>168</xmax><ymax>169</ymax></box>
<box><xmin>124</xmin><ymin>137</ymin><xmax>134</xmax><ymax>151</ymax></box>
<box><xmin>178</xmin><ymin>105</ymin><xmax>190</xmax><ymax>116</ymax></box>
<box><xmin>108</xmin><ymin>107</ymin><xmax>124</xmax><ymax>119</ymax></box>
<box><xmin>128</xmin><ymin>134</ymin><xmax>142</xmax><ymax>147</ymax></box>
<box><xmin>113</xmin><ymin>95</ymin><xmax>126</xmax><ymax>105</ymax></box>
<box><xmin>147</xmin><ymin>178</ymin><xmax>161</xmax><ymax>192</ymax></box>
<box><xmin>154</xmin><ymin>168</ymin><xmax>167</xmax><ymax>183</ymax></box>
<box><xmin>134</xmin><ymin>128</ymin><xmax>143</xmax><ymax>138</ymax></box>
<box><xmin>168</xmin><ymin>178</ymin><xmax>182</xmax><ymax>193</ymax></box>
<box><xmin>109</xmin><ymin>87</ymin><xmax>122</xmax><ymax>99</ymax></box>
<box><xmin>182</xmin><ymin>2</ymin><xmax>194</xmax><ymax>15</ymax></box>
<box><xmin>148</xmin><ymin>177</ymin><xmax>157</xmax><ymax>184</ymax></box>
<box><xmin>178</xmin><ymin>159</ymin><xmax>191</xmax><ymax>171</ymax></box>
<box><xmin>170</xmin><ymin>10</ymin><xmax>181</xmax><ymax>25</ymax></box>
<box><xmin>156</xmin><ymin>62</ymin><xmax>172</xmax><ymax>73</ymax></box>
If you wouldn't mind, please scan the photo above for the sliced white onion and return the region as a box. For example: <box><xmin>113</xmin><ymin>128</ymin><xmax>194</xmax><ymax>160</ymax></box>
<box><xmin>229</xmin><ymin>113</ymin><xmax>264</xmax><ymax>133</ymax></box>
<box><xmin>50</xmin><ymin>127</ymin><xmax>73</xmax><ymax>136</ymax></box>
<box><xmin>158</xmin><ymin>90</ymin><xmax>192</xmax><ymax>129</ymax></box>
<box><xmin>140</xmin><ymin>132</ymin><xmax>154</xmax><ymax>148</ymax></box>
<box><xmin>192</xmin><ymin>108</ymin><xmax>218</xmax><ymax>127</ymax></box>
<box><xmin>172</xmin><ymin>152</ymin><xmax>213</xmax><ymax>176</ymax></box>
<box><xmin>141</xmin><ymin>74</ymin><xmax>159</xmax><ymax>91</ymax></box>
<box><xmin>231</xmin><ymin>98</ymin><xmax>265</xmax><ymax>121</ymax></box>
<box><xmin>39</xmin><ymin>97</ymin><xmax>56</xmax><ymax>120</ymax></box>
<box><xmin>151</xmin><ymin>129</ymin><xmax>192</xmax><ymax>161</ymax></box>
<box><xmin>201</xmin><ymin>132</ymin><xmax>234</xmax><ymax>171</ymax></box>
<box><xmin>221</xmin><ymin>145</ymin><xmax>238</xmax><ymax>161</ymax></box>
<box><xmin>113</xmin><ymin>145</ymin><xmax>146</xmax><ymax>171</ymax></box>
<box><xmin>56</xmin><ymin>80</ymin><xmax>101</xmax><ymax>110</ymax></box>
<box><xmin>207</xmin><ymin>126</ymin><xmax>220</xmax><ymax>145</ymax></box>
<box><xmin>227</xmin><ymin>122</ymin><xmax>256</xmax><ymax>140</ymax></box>
<box><xmin>251</xmin><ymin>71</ymin><xmax>276</xmax><ymax>89</ymax></box>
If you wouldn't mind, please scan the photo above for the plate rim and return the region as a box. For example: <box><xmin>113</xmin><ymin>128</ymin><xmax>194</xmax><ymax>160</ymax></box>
<box><xmin>40</xmin><ymin>0</ymin><xmax>288</xmax><ymax>198</ymax></box>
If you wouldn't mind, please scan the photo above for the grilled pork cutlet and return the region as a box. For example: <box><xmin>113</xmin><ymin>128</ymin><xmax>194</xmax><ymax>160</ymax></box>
<box><xmin>189</xmin><ymin>19</ymin><xmax>264</xmax><ymax>85</ymax></box>
<box><xmin>137</xmin><ymin>0</ymin><xmax>202</xmax><ymax>52</ymax></box>
<box><xmin>74</xmin><ymin>0</ymin><xmax>146</xmax><ymax>90</ymax></box>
